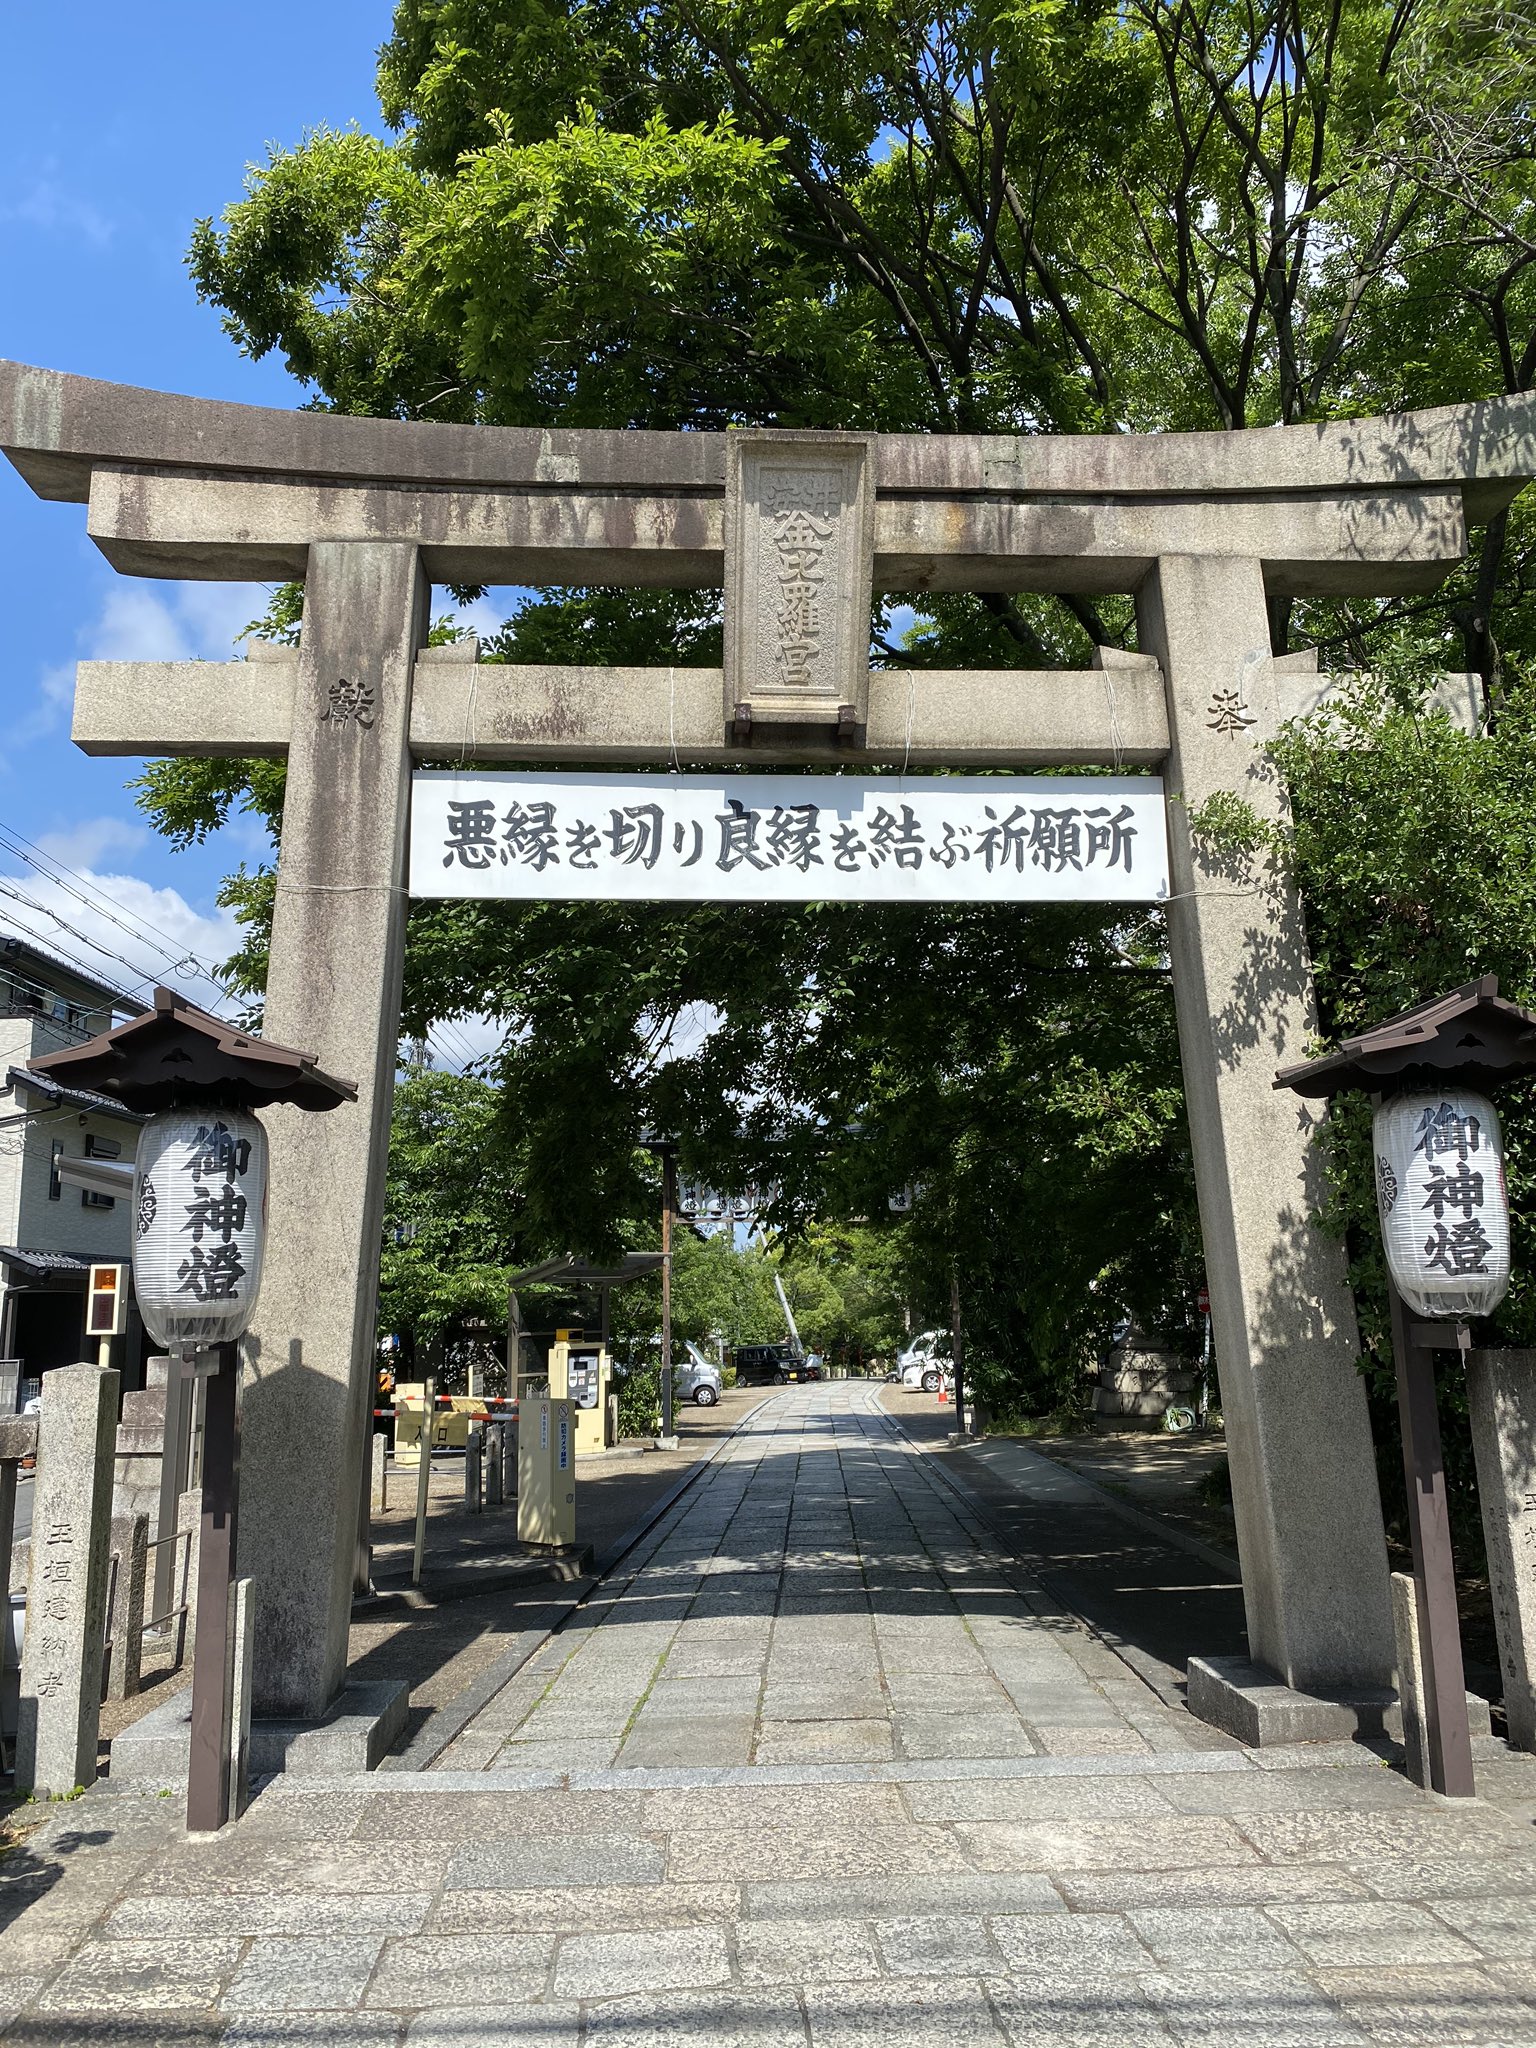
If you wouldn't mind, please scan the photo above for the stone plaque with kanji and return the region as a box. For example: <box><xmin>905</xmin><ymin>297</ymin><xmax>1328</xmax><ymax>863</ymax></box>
<box><xmin>724</xmin><ymin>434</ymin><xmax>873</xmax><ymax>728</ymax></box>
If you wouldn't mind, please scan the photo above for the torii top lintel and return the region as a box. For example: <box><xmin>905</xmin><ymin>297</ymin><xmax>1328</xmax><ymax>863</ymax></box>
<box><xmin>2</xmin><ymin>359</ymin><xmax>1533</xmax><ymax>599</ymax></box>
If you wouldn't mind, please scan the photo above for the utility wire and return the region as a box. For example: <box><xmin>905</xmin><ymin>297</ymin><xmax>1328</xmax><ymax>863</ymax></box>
<box><xmin>0</xmin><ymin>819</ymin><xmax>241</xmax><ymax>1012</ymax></box>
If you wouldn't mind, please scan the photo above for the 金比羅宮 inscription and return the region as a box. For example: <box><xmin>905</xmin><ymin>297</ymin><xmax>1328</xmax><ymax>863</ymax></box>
<box><xmin>725</xmin><ymin>437</ymin><xmax>873</xmax><ymax>725</ymax></box>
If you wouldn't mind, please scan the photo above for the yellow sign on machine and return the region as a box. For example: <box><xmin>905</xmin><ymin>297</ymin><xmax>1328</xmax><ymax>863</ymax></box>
<box><xmin>518</xmin><ymin>1397</ymin><xmax>576</xmax><ymax>1546</ymax></box>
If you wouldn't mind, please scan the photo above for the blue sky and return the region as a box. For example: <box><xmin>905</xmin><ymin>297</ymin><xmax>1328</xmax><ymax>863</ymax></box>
<box><xmin>0</xmin><ymin>4</ymin><xmax>441</xmax><ymax>1027</ymax></box>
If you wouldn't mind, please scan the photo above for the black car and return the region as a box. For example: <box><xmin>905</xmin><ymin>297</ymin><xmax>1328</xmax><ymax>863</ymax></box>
<box><xmin>733</xmin><ymin>1344</ymin><xmax>810</xmax><ymax>1386</ymax></box>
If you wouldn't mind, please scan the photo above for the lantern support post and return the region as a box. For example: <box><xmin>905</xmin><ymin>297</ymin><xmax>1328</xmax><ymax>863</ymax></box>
<box><xmin>1387</xmin><ymin>1285</ymin><xmax>1475</xmax><ymax>1798</ymax></box>
<box><xmin>187</xmin><ymin>1340</ymin><xmax>241</xmax><ymax>1832</ymax></box>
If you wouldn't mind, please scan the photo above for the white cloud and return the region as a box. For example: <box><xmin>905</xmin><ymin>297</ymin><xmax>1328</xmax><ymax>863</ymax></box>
<box><xmin>23</xmin><ymin>581</ymin><xmax>271</xmax><ymax>740</ymax></box>
<box><xmin>1</xmin><ymin>176</ymin><xmax>113</xmax><ymax>248</ymax></box>
<box><xmin>0</xmin><ymin>860</ymin><xmax>242</xmax><ymax>1016</ymax></box>
<box><xmin>35</xmin><ymin>818</ymin><xmax>149</xmax><ymax>872</ymax></box>
<box><xmin>84</xmin><ymin>582</ymin><xmax>264</xmax><ymax>664</ymax></box>
<box><xmin>12</xmin><ymin>663</ymin><xmax>76</xmax><ymax>745</ymax></box>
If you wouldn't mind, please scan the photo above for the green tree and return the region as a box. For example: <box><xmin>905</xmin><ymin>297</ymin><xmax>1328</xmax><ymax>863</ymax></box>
<box><xmin>135</xmin><ymin>0</ymin><xmax>1536</xmax><ymax>1441</ymax></box>
<box><xmin>379</xmin><ymin>1064</ymin><xmax>526</xmax><ymax>1361</ymax></box>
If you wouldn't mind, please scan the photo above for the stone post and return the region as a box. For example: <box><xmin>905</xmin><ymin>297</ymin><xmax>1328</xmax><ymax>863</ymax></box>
<box><xmin>153</xmin><ymin>1356</ymin><xmax>197</xmax><ymax>1624</ymax></box>
<box><xmin>16</xmin><ymin>1363</ymin><xmax>119</xmax><ymax>1796</ymax></box>
<box><xmin>241</xmin><ymin>541</ymin><xmax>427</xmax><ymax>1721</ymax></box>
<box><xmin>106</xmin><ymin>1511</ymin><xmax>148</xmax><ymax>1701</ymax></box>
<box><xmin>229</xmin><ymin>1576</ymin><xmax>255</xmax><ymax>1820</ymax></box>
<box><xmin>1391</xmin><ymin>1571</ymin><xmax>1430</xmax><ymax>1788</ymax></box>
<box><xmin>1466</xmin><ymin>1349</ymin><xmax>1536</xmax><ymax>1749</ymax></box>
<box><xmin>0</xmin><ymin>1360</ymin><xmax>18</xmax><ymax>1417</ymax></box>
<box><xmin>370</xmin><ymin>1430</ymin><xmax>388</xmax><ymax>1513</ymax></box>
<box><xmin>1137</xmin><ymin>554</ymin><xmax>1394</xmax><ymax>1691</ymax></box>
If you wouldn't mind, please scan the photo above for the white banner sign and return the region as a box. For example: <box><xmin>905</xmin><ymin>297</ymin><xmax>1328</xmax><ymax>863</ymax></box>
<box><xmin>410</xmin><ymin>772</ymin><xmax>1169</xmax><ymax>903</ymax></box>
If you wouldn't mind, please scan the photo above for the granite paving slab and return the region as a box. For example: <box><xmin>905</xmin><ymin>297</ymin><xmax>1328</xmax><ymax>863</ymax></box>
<box><xmin>14</xmin><ymin>1388</ymin><xmax>1536</xmax><ymax>2042</ymax></box>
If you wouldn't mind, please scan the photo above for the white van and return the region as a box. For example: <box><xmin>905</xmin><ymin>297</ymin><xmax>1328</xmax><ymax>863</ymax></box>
<box><xmin>895</xmin><ymin>1330</ymin><xmax>947</xmax><ymax>1392</ymax></box>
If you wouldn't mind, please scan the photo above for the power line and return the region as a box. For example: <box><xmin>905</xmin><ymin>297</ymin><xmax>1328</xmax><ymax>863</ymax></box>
<box><xmin>0</xmin><ymin>820</ymin><xmax>242</xmax><ymax>1012</ymax></box>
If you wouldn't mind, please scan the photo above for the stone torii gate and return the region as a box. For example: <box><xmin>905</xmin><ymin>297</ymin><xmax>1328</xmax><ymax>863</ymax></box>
<box><xmin>4</xmin><ymin>360</ymin><xmax>1533</xmax><ymax>1740</ymax></box>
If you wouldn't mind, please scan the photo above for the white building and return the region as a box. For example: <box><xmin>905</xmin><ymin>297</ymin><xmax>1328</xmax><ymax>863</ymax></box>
<box><xmin>0</xmin><ymin>937</ymin><xmax>147</xmax><ymax>1405</ymax></box>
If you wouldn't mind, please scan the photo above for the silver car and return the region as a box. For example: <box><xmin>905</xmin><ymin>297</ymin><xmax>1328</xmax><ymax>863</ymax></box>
<box><xmin>674</xmin><ymin>1345</ymin><xmax>722</xmax><ymax>1407</ymax></box>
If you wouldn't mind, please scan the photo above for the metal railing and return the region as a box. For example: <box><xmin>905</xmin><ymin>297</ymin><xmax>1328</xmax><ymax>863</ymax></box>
<box><xmin>101</xmin><ymin>1523</ymin><xmax>194</xmax><ymax>1701</ymax></box>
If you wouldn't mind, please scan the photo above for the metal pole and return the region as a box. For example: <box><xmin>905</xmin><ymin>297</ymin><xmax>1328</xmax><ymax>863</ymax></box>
<box><xmin>412</xmin><ymin>1373</ymin><xmax>435</xmax><ymax>1587</ymax></box>
<box><xmin>187</xmin><ymin>1341</ymin><xmax>240</xmax><ymax>1833</ymax></box>
<box><xmin>949</xmin><ymin>1264</ymin><xmax>968</xmax><ymax>1437</ymax></box>
<box><xmin>659</xmin><ymin>1150</ymin><xmax>677</xmax><ymax>1445</ymax></box>
<box><xmin>1387</xmin><ymin>1282</ymin><xmax>1475</xmax><ymax>1797</ymax></box>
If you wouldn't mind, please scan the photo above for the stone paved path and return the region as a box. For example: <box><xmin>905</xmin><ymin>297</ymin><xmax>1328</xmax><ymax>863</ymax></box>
<box><xmin>9</xmin><ymin>1382</ymin><xmax>1536</xmax><ymax>2044</ymax></box>
<box><xmin>433</xmin><ymin>1380</ymin><xmax>1216</xmax><ymax>1773</ymax></box>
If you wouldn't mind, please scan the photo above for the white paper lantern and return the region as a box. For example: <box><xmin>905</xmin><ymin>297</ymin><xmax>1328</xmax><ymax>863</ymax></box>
<box><xmin>132</xmin><ymin>1108</ymin><xmax>269</xmax><ymax>1348</ymax></box>
<box><xmin>1373</xmin><ymin>1087</ymin><xmax>1510</xmax><ymax>1319</ymax></box>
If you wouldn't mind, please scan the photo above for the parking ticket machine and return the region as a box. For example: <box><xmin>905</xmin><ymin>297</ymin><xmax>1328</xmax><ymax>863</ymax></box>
<box><xmin>549</xmin><ymin>1331</ymin><xmax>617</xmax><ymax>1454</ymax></box>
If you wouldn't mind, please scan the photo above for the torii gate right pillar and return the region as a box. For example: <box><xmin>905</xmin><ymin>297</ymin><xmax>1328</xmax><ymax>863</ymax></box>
<box><xmin>1139</xmin><ymin>554</ymin><xmax>1395</xmax><ymax>1692</ymax></box>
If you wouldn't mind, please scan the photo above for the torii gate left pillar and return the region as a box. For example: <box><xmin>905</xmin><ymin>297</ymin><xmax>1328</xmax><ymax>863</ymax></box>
<box><xmin>242</xmin><ymin>542</ymin><xmax>427</xmax><ymax>1716</ymax></box>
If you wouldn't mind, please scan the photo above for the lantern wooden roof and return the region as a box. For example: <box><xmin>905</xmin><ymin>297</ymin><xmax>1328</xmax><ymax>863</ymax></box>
<box><xmin>1274</xmin><ymin>975</ymin><xmax>1536</xmax><ymax>1099</ymax></box>
<box><xmin>27</xmin><ymin>986</ymin><xmax>356</xmax><ymax>1113</ymax></box>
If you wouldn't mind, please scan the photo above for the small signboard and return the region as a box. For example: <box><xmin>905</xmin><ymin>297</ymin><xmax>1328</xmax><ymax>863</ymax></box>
<box><xmin>87</xmin><ymin>1263</ymin><xmax>128</xmax><ymax>1338</ymax></box>
<box><xmin>411</xmin><ymin>773</ymin><xmax>1170</xmax><ymax>904</ymax></box>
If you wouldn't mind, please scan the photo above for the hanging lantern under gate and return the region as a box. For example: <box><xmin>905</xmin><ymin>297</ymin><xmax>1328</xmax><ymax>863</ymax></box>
<box><xmin>132</xmin><ymin>1107</ymin><xmax>269</xmax><ymax>1348</ymax></box>
<box><xmin>1373</xmin><ymin>1086</ymin><xmax>1510</xmax><ymax>1320</ymax></box>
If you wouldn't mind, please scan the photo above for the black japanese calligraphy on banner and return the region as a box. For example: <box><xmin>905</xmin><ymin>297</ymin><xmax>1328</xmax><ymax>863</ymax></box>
<box><xmin>411</xmin><ymin>774</ymin><xmax>1170</xmax><ymax>905</ymax></box>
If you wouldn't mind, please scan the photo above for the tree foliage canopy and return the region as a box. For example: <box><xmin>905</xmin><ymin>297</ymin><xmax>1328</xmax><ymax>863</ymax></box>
<box><xmin>138</xmin><ymin>0</ymin><xmax>1536</xmax><ymax>1448</ymax></box>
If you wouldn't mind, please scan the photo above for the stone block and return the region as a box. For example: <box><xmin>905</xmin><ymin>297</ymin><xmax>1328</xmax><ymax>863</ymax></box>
<box><xmin>873</xmin><ymin>1914</ymin><xmax>1003</xmax><ymax>1976</ymax></box>
<box><xmin>1265</xmin><ymin>1899</ymin><xmax>1482</xmax><ymax>1968</ymax></box>
<box><xmin>1186</xmin><ymin>1652</ymin><xmax>1489</xmax><ymax>1750</ymax></box>
<box><xmin>723</xmin><ymin>434</ymin><xmax>873</xmax><ymax>730</ymax></box>
<box><xmin>1139</xmin><ymin>1969</ymin><xmax>1371</xmax><ymax>2048</ymax></box>
<box><xmin>444</xmin><ymin>1835</ymin><xmax>666</xmax><ymax>1890</ymax></box>
<box><xmin>226</xmin><ymin>2018</ymin><xmax>404</xmax><ymax>2046</ymax></box>
<box><xmin>734</xmin><ymin>1918</ymin><xmax>882</xmax><ymax>1986</ymax></box>
<box><xmin>551</xmin><ymin>1924</ymin><xmax>730</xmax><ymax>2000</ymax></box>
<box><xmin>584</xmin><ymin>1985</ymin><xmax>806</xmax><ymax>2047</ymax></box>
<box><xmin>220</xmin><ymin>1934</ymin><xmax>386</xmax><ymax>2012</ymax></box>
<box><xmin>404</xmin><ymin>2011</ymin><xmax>580</xmax><ymax>2047</ymax></box>
<box><xmin>1467</xmin><ymin>1348</ymin><xmax>1536</xmax><ymax>1751</ymax></box>
<box><xmin>230</xmin><ymin>1575</ymin><xmax>255</xmax><ymax>1818</ymax></box>
<box><xmin>16</xmin><ymin>1362</ymin><xmax>119</xmax><ymax>1796</ymax></box>
<box><xmin>1121</xmin><ymin>1904</ymin><xmax>1303</xmax><ymax>1971</ymax></box>
<box><xmin>37</xmin><ymin>1936</ymin><xmax>247</xmax><ymax>2014</ymax></box>
<box><xmin>109</xmin><ymin>1677</ymin><xmax>408</xmax><ymax>1787</ymax></box>
<box><xmin>803</xmin><ymin>1976</ymin><xmax>1009</xmax><ymax>2048</ymax></box>
<box><xmin>1391</xmin><ymin>1571</ymin><xmax>1430</xmax><ymax>1787</ymax></box>
<box><xmin>1314</xmin><ymin>1963</ymin><xmax>1535</xmax><ymax>2044</ymax></box>
<box><xmin>367</xmin><ymin>1934</ymin><xmax>552</xmax><ymax>2008</ymax></box>
<box><xmin>105</xmin><ymin>1511</ymin><xmax>148</xmax><ymax>1702</ymax></box>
